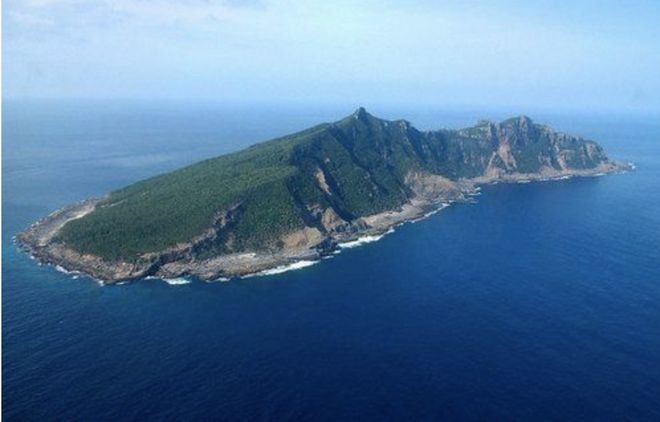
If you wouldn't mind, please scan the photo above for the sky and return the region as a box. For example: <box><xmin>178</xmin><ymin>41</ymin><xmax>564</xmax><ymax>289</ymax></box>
<box><xmin>3</xmin><ymin>0</ymin><xmax>660</xmax><ymax>112</ymax></box>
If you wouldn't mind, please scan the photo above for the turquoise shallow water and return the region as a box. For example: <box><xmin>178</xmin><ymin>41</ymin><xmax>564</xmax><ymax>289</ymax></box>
<box><xmin>3</xmin><ymin>102</ymin><xmax>660</xmax><ymax>420</ymax></box>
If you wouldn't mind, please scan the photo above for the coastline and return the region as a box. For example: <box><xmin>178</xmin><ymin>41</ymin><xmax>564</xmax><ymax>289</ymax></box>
<box><xmin>16</xmin><ymin>161</ymin><xmax>631</xmax><ymax>285</ymax></box>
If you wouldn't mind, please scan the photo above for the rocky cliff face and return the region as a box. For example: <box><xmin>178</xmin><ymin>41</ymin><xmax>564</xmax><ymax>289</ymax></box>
<box><xmin>17</xmin><ymin>109</ymin><xmax>628</xmax><ymax>283</ymax></box>
<box><xmin>449</xmin><ymin>115</ymin><xmax>608</xmax><ymax>176</ymax></box>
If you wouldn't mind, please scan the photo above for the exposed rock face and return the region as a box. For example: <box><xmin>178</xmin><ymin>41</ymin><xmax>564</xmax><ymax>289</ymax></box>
<box><xmin>404</xmin><ymin>171</ymin><xmax>465</xmax><ymax>201</ymax></box>
<box><xmin>314</xmin><ymin>168</ymin><xmax>332</xmax><ymax>195</ymax></box>
<box><xmin>282</xmin><ymin>227</ymin><xmax>324</xmax><ymax>249</ymax></box>
<box><xmin>455</xmin><ymin>115</ymin><xmax>609</xmax><ymax>176</ymax></box>
<box><xmin>17</xmin><ymin>110</ymin><xmax>631</xmax><ymax>283</ymax></box>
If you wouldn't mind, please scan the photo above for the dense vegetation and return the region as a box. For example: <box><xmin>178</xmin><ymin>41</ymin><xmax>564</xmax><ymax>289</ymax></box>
<box><xmin>58</xmin><ymin>109</ymin><xmax>607</xmax><ymax>261</ymax></box>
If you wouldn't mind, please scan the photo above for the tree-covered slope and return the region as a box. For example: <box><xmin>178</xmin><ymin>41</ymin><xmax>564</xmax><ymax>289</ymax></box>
<box><xmin>57</xmin><ymin>109</ymin><xmax>611</xmax><ymax>262</ymax></box>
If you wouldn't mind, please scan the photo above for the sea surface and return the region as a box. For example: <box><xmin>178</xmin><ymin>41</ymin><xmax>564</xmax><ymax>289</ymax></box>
<box><xmin>3</xmin><ymin>101</ymin><xmax>660</xmax><ymax>420</ymax></box>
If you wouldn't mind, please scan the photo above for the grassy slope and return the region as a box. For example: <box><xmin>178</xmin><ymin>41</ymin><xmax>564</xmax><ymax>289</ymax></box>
<box><xmin>58</xmin><ymin>125</ymin><xmax>328</xmax><ymax>260</ymax></box>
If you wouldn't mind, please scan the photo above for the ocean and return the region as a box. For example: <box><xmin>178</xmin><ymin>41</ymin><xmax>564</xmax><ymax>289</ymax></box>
<box><xmin>3</xmin><ymin>100</ymin><xmax>660</xmax><ymax>420</ymax></box>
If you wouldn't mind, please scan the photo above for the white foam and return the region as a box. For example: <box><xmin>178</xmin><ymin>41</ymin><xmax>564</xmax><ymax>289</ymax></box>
<box><xmin>243</xmin><ymin>260</ymin><xmax>319</xmax><ymax>278</ymax></box>
<box><xmin>469</xmin><ymin>187</ymin><xmax>482</xmax><ymax>196</ymax></box>
<box><xmin>338</xmin><ymin>228</ymin><xmax>395</xmax><ymax>249</ymax></box>
<box><xmin>162</xmin><ymin>277</ymin><xmax>192</xmax><ymax>285</ymax></box>
<box><xmin>428</xmin><ymin>203</ymin><xmax>450</xmax><ymax>216</ymax></box>
<box><xmin>408</xmin><ymin>203</ymin><xmax>451</xmax><ymax>224</ymax></box>
<box><xmin>423</xmin><ymin>209</ymin><xmax>440</xmax><ymax>218</ymax></box>
<box><xmin>338</xmin><ymin>235</ymin><xmax>382</xmax><ymax>249</ymax></box>
<box><xmin>54</xmin><ymin>265</ymin><xmax>81</xmax><ymax>276</ymax></box>
<box><xmin>516</xmin><ymin>179</ymin><xmax>531</xmax><ymax>184</ymax></box>
<box><xmin>411</xmin><ymin>209</ymin><xmax>438</xmax><ymax>223</ymax></box>
<box><xmin>55</xmin><ymin>265</ymin><xmax>69</xmax><ymax>274</ymax></box>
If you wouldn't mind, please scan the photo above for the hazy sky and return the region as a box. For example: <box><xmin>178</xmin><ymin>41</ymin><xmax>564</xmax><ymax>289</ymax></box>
<box><xmin>4</xmin><ymin>0</ymin><xmax>660</xmax><ymax>111</ymax></box>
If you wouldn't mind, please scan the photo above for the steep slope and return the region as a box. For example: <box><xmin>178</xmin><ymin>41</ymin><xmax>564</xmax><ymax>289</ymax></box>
<box><xmin>18</xmin><ymin>109</ymin><xmax>627</xmax><ymax>282</ymax></box>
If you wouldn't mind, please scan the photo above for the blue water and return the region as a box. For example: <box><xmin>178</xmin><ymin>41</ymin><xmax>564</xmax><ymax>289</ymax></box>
<box><xmin>4</xmin><ymin>101</ymin><xmax>660</xmax><ymax>420</ymax></box>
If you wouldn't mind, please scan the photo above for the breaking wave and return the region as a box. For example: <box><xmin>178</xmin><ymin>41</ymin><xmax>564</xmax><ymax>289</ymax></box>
<box><xmin>162</xmin><ymin>277</ymin><xmax>192</xmax><ymax>286</ymax></box>
<box><xmin>338</xmin><ymin>228</ymin><xmax>395</xmax><ymax>249</ymax></box>
<box><xmin>55</xmin><ymin>265</ymin><xmax>73</xmax><ymax>274</ymax></box>
<box><xmin>143</xmin><ymin>275</ymin><xmax>192</xmax><ymax>285</ymax></box>
<box><xmin>338</xmin><ymin>235</ymin><xmax>384</xmax><ymax>249</ymax></box>
<box><xmin>243</xmin><ymin>260</ymin><xmax>319</xmax><ymax>278</ymax></box>
<box><xmin>54</xmin><ymin>265</ymin><xmax>83</xmax><ymax>277</ymax></box>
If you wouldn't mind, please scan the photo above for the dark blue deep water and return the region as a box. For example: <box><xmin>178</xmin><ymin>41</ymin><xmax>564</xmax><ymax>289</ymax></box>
<box><xmin>3</xmin><ymin>101</ymin><xmax>660</xmax><ymax>420</ymax></box>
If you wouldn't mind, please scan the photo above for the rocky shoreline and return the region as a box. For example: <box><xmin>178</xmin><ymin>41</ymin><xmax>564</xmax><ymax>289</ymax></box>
<box><xmin>16</xmin><ymin>161</ymin><xmax>630</xmax><ymax>285</ymax></box>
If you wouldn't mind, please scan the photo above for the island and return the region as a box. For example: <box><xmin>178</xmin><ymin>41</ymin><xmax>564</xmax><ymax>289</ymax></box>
<box><xmin>18</xmin><ymin>109</ymin><xmax>630</xmax><ymax>283</ymax></box>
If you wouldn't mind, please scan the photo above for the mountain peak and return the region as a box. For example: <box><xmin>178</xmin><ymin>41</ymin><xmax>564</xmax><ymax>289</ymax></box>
<box><xmin>500</xmin><ymin>115</ymin><xmax>535</xmax><ymax>128</ymax></box>
<box><xmin>353</xmin><ymin>106</ymin><xmax>371</xmax><ymax>120</ymax></box>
